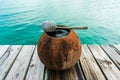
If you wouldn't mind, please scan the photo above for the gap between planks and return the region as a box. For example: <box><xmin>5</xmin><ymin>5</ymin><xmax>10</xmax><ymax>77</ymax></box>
<box><xmin>25</xmin><ymin>46</ymin><xmax>44</xmax><ymax>80</ymax></box>
<box><xmin>0</xmin><ymin>45</ymin><xmax>23</xmax><ymax>80</ymax></box>
<box><xmin>4</xmin><ymin>45</ymin><xmax>35</xmax><ymax>80</ymax></box>
<box><xmin>80</xmin><ymin>45</ymin><xmax>106</xmax><ymax>80</ymax></box>
<box><xmin>0</xmin><ymin>45</ymin><xmax>10</xmax><ymax>58</ymax></box>
<box><xmin>88</xmin><ymin>45</ymin><xmax>120</xmax><ymax>80</ymax></box>
<box><xmin>0</xmin><ymin>45</ymin><xmax>120</xmax><ymax>80</ymax></box>
<box><xmin>101</xmin><ymin>45</ymin><xmax>120</xmax><ymax>69</ymax></box>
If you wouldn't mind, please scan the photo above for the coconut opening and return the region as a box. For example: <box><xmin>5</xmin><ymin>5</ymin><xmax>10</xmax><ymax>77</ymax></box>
<box><xmin>46</xmin><ymin>29</ymin><xmax>70</xmax><ymax>38</ymax></box>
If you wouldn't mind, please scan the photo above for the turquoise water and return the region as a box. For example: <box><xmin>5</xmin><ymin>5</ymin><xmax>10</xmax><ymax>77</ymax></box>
<box><xmin>0</xmin><ymin>0</ymin><xmax>120</xmax><ymax>44</ymax></box>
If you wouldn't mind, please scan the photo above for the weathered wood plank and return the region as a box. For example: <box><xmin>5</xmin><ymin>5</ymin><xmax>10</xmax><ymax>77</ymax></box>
<box><xmin>44</xmin><ymin>62</ymin><xmax>85</xmax><ymax>80</ymax></box>
<box><xmin>0</xmin><ymin>45</ymin><xmax>10</xmax><ymax>58</ymax></box>
<box><xmin>109</xmin><ymin>45</ymin><xmax>120</xmax><ymax>55</ymax></box>
<box><xmin>25</xmin><ymin>46</ymin><xmax>44</xmax><ymax>80</ymax></box>
<box><xmin>80</xmin><ymin>45</ymin><xmax>105</xmax><ymax>80</ymax></box>
<box><xmin>75</xmin><ymin>62</ymin><xmax>86</xmax><ymax>80</ymax></box>
<box><xmin>0</xmin><ymin>45</ymin><xmax>22</xmax><ymax>80</ymax></box>
<box><xmin>113</xmin><ymin>45</ymin><xmax>120</xmax><ymax>51</ymax></box>
<box><xmin>88</xmin><ymin>45</ymin><xmax>120</xmax><ymax>80</ymax></box>
<box><xmin>0</xmin><ymin>44</ymin><xmax>119</xmax><ymax>80</ymax></box>
<box><xmin>5</xmin><ymin>45</ymin><xmax>35</xmax><ymax>80</ymax></box>
<box><xmin>101</xmin><ymin>45</ymin><xmax>120</xmax><ymax>69</ymax></box>
<box><xmin>45</xmin><ymin>66</ymin><xmax>79</xmax><ymax>80</ymax></box>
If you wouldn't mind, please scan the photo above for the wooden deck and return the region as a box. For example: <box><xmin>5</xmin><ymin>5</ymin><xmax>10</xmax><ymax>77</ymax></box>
<box><xmin>0</xmin><ymin>45</ymin><xmax>120</xmax><ymax>80</ymax></box>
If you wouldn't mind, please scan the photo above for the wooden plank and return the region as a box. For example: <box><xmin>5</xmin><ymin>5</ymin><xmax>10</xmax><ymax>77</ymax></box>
<box><xmin>88</xmin><ymin>45</ymin><xmax>120</xmax><ymax>80</ymax></box>
<box><xmin>5</xmin><ymin>45</ymin><xmax>35</xmax><ymax>80</ymax></box>
<box><xmin>113</xmin><ymin>45</ymin><xmax>120</xmax><ymax>51</ymax></box>
<box><xmin>109</xmin><ymin>45</ymin><xmax>120</xmax><ymax>55</ymax></box>
<box><xmin>75</xmin><ymin>62</ymin><xmax>86</xmax><ymax>80</ymax></box>
<box><xmin>45</xmin><ymin>66</ymin><xmax>79</xmax><ymax>80</ymax></box>
<box><xmin>101</xmin><ymin>45</ymin><xmax>120</xmax><ymax>69</ymax></box>
<box><xmin>25</xmin><ymin>46</ymin><xmax>44</xmax><ymax>80</ymax></box>
<box><xmin>0</xmin><ymin>45</ymin><xmax>22</xmax><ymax>80</ymax></box>
<box><xmin>0</xmin><ymin>45</ymin><xmax>10</xmax><ymax>58</ymax></box>
<box><xmin>80</xmin><ymin>45</ymin><xmax>105</xmax><ymax>80</ymax></box>
<box><xmin>44</xmin><ymin>62</ymin><xmax>85</xmax><ymax>80</ymax></box>
<box><xmin>63</xmin><ymin>67</ymin><xmax>78</xmax><ymax>80</ymax></box>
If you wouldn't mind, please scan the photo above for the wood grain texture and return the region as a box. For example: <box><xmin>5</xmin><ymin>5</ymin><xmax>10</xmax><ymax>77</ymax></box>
<box><xmin>25</xmin><ymin>46</ymin><xmax>44</xmax><ymax>80</ymax></box>
<box><xmin>109</xmin><ymin>45</ymin><xmax>120</xmax><ymax>55</ymax></box>
<box><xmin>112</xmin><ymin>45</ymin><xmax>120</xmax><ymax>55</ymax></box>
<box><xmin>88</xmin><ymin>45</ymin><xmax>120</xmax><ymax>80</ymax></box>
<box><xmin>0</xmin><ymin>45</ymin><xmax>22</xmax><ymax>80</ymax></box>
<box><xmin>80</xmin><ymin>45</ymin><xmax>105</xmax><ymax>80</ymax></box>
<box><xmin>101</xmin><ymin>45</ymin><xmax>120</xmax><ymax>69</ymax></box>
<box><xmin>45</xmin><ymin>65</ymin><xmax>79</xmax><ymax>80</ymax></box>
<box><xmin>113</xmin><ymin>45</ymin><xmax>120</xmax><ymax>51</ymax></box>
<box><xmin>0</xmin><ymin>45</ymin><xmax>10</xmax><ymax>58</ymax></box>
<box><xmin>5</xmin><ymin>45</ymin><xmax>35</xmax><ymax>80</ymax></box>
<box><xmin>0</xmin><ymin>45</ymin><xmax>119</xmax><ymax>80</ymax></box>
<box><xmin>75</xmin><ymin>62</ymin><xmax>86</xmax><ymax>80</ymax></box>
<box><xmin>44</xmin><ymin>62</ymin><xmax>85</xmax><ymax>80</ymax></box>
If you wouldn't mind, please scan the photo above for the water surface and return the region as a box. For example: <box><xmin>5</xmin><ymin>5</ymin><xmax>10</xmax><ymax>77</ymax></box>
<box><xmin>0</xmin><ymin>0</ymin><xmax>120</xmax><ymax>44</ymax></box>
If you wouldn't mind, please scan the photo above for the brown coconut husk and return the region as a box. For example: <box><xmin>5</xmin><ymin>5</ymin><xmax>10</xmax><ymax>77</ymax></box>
<box><xmin>37</xmin><ymin>25</ymin><xmax>81</xmax><ymax>71</ymax></box>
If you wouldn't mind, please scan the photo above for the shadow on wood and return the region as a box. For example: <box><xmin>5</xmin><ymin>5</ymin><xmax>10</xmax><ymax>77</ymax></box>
<box><xmin>45</xmin><ymin>63</ymin><xmax>84</xmax><ymax>80</ymax></box>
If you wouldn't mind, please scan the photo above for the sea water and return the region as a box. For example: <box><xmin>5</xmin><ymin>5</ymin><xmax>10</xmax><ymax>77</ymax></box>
<box><xmin>0</xmin><ymin>0</ymin><xmax>120</xmax><ymax>44</ymax></box>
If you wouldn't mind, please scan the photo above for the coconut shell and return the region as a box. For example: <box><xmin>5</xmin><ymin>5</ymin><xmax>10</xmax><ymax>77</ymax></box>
<box><xmin>37</xmin><ymin>27</ymin><xmax>81</xmax><ymax>71</ymax></box>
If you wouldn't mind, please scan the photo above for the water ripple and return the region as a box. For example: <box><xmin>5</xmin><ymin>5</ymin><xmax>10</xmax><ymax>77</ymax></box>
<box><xmin>0</xmin><ymin>0</ymin><xmax>120</xmax><ymax>44</ymax></box>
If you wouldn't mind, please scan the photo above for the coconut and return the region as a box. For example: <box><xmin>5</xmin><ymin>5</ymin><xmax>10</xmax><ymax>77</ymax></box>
<box><xmin>37</xmin><ymin>25</ymin><xmax>81</xmax><ymax>71</ymax></box>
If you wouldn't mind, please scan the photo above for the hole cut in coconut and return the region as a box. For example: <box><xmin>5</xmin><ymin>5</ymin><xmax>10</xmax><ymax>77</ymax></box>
<box><xmin>46</xmin><ymin>29</ymin><xmax>70</xmax><ymax>38</ymax></box>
